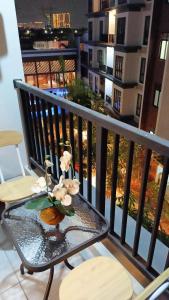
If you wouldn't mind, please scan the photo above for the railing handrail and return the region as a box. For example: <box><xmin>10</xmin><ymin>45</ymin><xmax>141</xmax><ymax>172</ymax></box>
<box><xmin>14</xmin><ymin>79</ymin><xmax>169</xmax><ymax>157</ymax></box>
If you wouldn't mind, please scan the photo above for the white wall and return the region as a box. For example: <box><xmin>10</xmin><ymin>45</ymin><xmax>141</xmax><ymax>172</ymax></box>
<box><xmin>106</xmin><ymin>47</ymin><xmax>114</xmax><ymax>69</ymax></box>
<box><xmin>105</xmin><ymin>78</ymin><xmax>113</xmax><ymax>100</ymax></box>
<box><xmin>0</xmin><ymin>0</ymin><xmax>27</xmax><ymax>180</ymax></box>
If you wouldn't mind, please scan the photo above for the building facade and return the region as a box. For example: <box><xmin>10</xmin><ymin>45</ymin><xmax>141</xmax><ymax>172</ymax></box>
<box><xmin>140</xmin><ymin>0</ymin><xmax>169</xmax><ymax>135</ymax></box>
<box><xmin>82</xmin><ymin>0</ymin><xmax>169</xmax><ymax>133</ymax></box>
<box><xmin>81</xmin><ymin>0</ymin><xmax>154</xmax><ymax>126</ymax></box>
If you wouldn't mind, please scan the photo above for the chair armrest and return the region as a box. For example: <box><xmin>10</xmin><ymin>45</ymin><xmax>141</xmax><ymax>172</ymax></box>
<box><xmin>135</xmin><ymin>268</ymin><xmax>169</xmax><ymax>300</ymax></box>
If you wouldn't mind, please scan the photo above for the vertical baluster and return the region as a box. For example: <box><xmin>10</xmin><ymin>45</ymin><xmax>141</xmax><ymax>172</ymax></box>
<box><xmin>132</xmin><ymin>149</ymin><xmax>152</xmax><ymax>256</ymax></box>
<box><xmin>41</xmin><ymin>100</ymin><xmax>50</xmax><ymax>156</ymax></box>
<box><xmin>36</xmin><ymin>97</ymin><xmax>45</xmax><ymax>163</ymax></box>
<box><xmin>47</xmin><ymin>103</ymin><xmax>57</xmax><ymax>179</ymax></box>
<box><xmin>69</xmin><ymin>113</ymin><xmax>75</xmax><ymax>178</ymax></box>
<box><xmin>146</xmin><ymin>158</ymin><xmax>169</xmax><ymax>269</ymax></box>
<box><xmin>96</xmin><ymin>126</ymin><xmax>108</xmax><ymax>215</ymax></box>
<box><xmin>19</xmin><ymin>89</ymin><xmax>36</xmax><ymax>162</ymax></box>
<box><xmin>110</xmin><ymin>134</ymin><xmax>120</xmax><ymax>234</ymax></box>
<box><xmin>165</xmin><ymin>251</ymin><xmax>169</xmax><ymax>270</ymax></box>
<box><xmin>121</xmin><ymin>141</ymin><xmax>134</xmax><ymax>244</ymax></box>
<box><xmin>87</xmin><ymin>121</ymin><xmax>92</xmax><ymax>203</ymax></box>
<box><xmin>61</xmin><ymin>108</ymin><xmax>67</xmax><ymax>144</ymax></box>
<box><xmin>78</xmin><ymin>117</ymin><xmax>83</xmax><ymax>194</ymax></box>
<box><xmin>61</xmin><ymin>108</ymin><xmax>68</xmax><ymax>178</ymax></box>
<box><xmin>53</xmin><ymin>106</ymin><xmax>62</xmax><ymax>177</ymax></box>
<box><xmin>30</xmin><ymin>94</ymin><xmax>41</xmax><ymax>164</ymax></box>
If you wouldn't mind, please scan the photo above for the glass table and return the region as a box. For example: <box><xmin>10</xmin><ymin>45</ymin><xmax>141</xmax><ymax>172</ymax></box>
<box><xmin>2</xmin><ymin>194</ymin><xmax>109</xmax><ymax>300</ymax></box>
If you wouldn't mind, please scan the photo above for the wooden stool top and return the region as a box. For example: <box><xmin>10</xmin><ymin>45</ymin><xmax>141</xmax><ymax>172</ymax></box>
<box><xmin>0</xmin><ymin>131</ymin><xmax>22</xmax><ymax>147</ymax></box>
<box><xmin>59</xmin><ymin>256</ymin><xmax>133</xmax><ymax>300</ymax></box>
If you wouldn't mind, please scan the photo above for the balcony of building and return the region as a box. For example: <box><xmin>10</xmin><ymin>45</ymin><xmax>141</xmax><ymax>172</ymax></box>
<box><xmin>1</xmin><ymin>78</ymin><xmax>169</xmax><ymax>298</ymax></box>
<box><xmin>1</xmin><ymin>1</ymin><xmax>169</xmax><ymax>299</ymax></box>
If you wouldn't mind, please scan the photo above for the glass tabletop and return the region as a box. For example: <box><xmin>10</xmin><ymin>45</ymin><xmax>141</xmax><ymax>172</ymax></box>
<box><xmin>2</xmin><ymin>195</ymin><xmax>108</xmax><ymax>271</ymax></box>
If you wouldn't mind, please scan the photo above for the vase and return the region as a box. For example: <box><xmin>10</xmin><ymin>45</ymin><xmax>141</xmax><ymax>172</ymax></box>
<box><xmin>40</xmin><ymin>207</ymin><xmax>65</xmax><ymax>225</ymax></box>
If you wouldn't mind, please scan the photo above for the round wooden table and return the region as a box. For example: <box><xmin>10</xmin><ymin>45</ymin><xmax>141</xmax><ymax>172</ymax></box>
<box><xmin>59</xmin><ymin>256</ymin><xmax>133</xmax><ymax>300</ymax></box>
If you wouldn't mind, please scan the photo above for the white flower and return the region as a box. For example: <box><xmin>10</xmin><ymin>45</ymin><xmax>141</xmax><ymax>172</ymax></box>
<box><xmin>45</xmin><ymin>159</ymin><xmax>53</xmax><ymax>169</ymax></box>
<box><xmin>62</xmin><ymin>194</ymin><xmax>72</xmax><ymax>206</ymax></box>
<box><xmin>31</xmin><ymin>177</ymin><xmax>47</xmax><ymax>194</ymax></box>
<box><xmin>60</xmin><ymin>151</ymin><xmax>72</xmax><ymax>172</ymax></box>
<box><xmin>53</xmin><ymin>175</ymin><xmax>64</xmax><ymax>192</ymax></box>
<box><xmin>63</xmin><ymin>178</ymin><xmax>80</xmax><ymax>195</ymax></box>
<box><xmin>53</xmin><ymin>187</ymin><xmax>67</xmax><ymax>201</ymax></box>
<box><xmin>37</xmin><ymin>177</ymin><xmax>46</xmax><ymax>188</ymax></box>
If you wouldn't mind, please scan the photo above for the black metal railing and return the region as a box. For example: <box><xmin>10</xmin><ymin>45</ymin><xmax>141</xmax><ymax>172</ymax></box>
<box><xmin>14</xmin><ymin>79</ymin><xmax>169</xmax><ymax>279</ymax></box>
<box><xmin>100</xmin><ymin>34</ymin><xmax>115</xmax><ymax>43</ymax></box>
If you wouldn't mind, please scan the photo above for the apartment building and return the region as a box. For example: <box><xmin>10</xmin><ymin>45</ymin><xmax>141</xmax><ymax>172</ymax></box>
<box><xmin>140</xmin><ymin>0</ymin><xmax>169</xmax><ymax>136</ymax></box>
<box><xmin>81</xmin><ymin>0</ymin><xmax>153</xmax><ymax>125</ymax></box>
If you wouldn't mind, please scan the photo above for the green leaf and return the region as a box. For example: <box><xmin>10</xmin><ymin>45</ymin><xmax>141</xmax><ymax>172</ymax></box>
<box><xmin>25</xmin><ymin>197</ymin><xmax>53</xmax><ymax>211</ymax></box>
<box><xmin>54</xmin><ymin>201</ymin><xmax>75</xmax><ymax>216</ymax></box>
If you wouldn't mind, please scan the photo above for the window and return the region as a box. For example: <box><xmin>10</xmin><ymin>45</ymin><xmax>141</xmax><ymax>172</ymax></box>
<box><xmin>139</xmin><ymin>58</ymin><xmax>146</xmax><ymax>83</ymax></box>
<box><xmin>52</xmin><ymin>13</ymin><xmax>70</xmax><ymax>28</ymax></box>
<box><xmin>88</xmin><ymin>49</ymin><xmax>93</xmax><ymax>67</ymax></box>
<box><xmin>159</xmin><ymin>33</ymin><xmax>169</xmax><ymax>60</ymax></box>
<box><xmin>88</xmin><ymin>21</ymin><xmax>93</xmax><ymax>41</ymax></box>
<box><xmin>116</xmin><ymin>17</ymin><xmax>126</xmax><ymax>45</ymax></box>
<box><xmin>99</xmin><ymin>20</ymin><xmax>104</xmax><ymax>40</ymax></box>
<box><xmin>114</xmin><ymin>89</ymin><xmax>121</xmax><ymax>112</ymax></box>
<box><xmin>106</xmin><ymin>95</ymin><xmax>112</xmax><ymax>104</ymax></box>
<box><xmin>89</xmin><ymin>73</ymin><xmax>93</xmax><ymax>89</ymax></box>
<box><xmin>153</xmin><ymin>88</ymin><xmax>161</xmax><ymax>107</ymax></box>
<box><xmin>136</xmin><ymin>94</ymin><xmax>142</xmax><ymax>116</ymax></box>
<box><xmin>88</xmin><ymin>0</ymin><xmax>93</xmax><ymax>13</ymax></box>
<box><xmin>143</xmin><ymin>16</ymin><xmax>150</xmax><ymax>45</ymax></box>
<box><xmin>115</xmin><ymin>55</ymin><xmax>123</xmax><ymax>80</ymax></box>
<box><xmin>97</xmin><ymin>50</ymin><xmax>103</xmax><ymax>65</ymax></box>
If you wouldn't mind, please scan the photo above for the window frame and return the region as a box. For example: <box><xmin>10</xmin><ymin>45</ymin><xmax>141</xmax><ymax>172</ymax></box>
<box><xmin>139</xmin><ymin>57</ymin><xmax>146</xmax><ymax>84</ymax></box>
<box><xmin>159</xmin><ymin>33</ymin><xmax>169</xmax><ymax>60</ymax></box>
<box><xmin>88</xmin><ymin>21</ymin><xmax>93</xmax><ymax>41</ymax></box>
<box><xmin>143</xmin><ymin>15</ymin><xmax>150</xmax><ymax>46</ymax></box>
<box><xmin>153</xmin><ymin>87</ymin><xmax>161</xmax><ymax>108</ymax></box>
<box><xmin>115</xmin><ymin>55</ymin><xmax>123</xmax><ymax>80</ymax></box>
<box><xmin>116</xmin><ymin>17</ymin><xmax>126</xmax><ymax>45</ymax></box>
<box><xmin>113</xmin><ymin>88</ymin><xmax>121</xmax><ymax>112</ymax></box>
<box><xmin>136</xmin><ymin>94</ymin><xmax>142</xmax><ymax>117</ymax></box>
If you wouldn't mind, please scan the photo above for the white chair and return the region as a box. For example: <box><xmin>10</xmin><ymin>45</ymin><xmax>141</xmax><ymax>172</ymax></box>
<box><xmin>0</xmin><ymin>130</ymin><xmax>37</xmax><ymax>206</ymax></box>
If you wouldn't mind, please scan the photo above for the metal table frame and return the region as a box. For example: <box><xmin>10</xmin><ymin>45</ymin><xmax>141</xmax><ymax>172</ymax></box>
<box><xmin>2</xmin><ymin>195</ymin><xmax>109</xmax><ymax>300</ymax></box>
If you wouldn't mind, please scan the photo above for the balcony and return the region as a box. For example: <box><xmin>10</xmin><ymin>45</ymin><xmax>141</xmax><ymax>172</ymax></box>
<box><xmin>100</xmin><ymin>33</ymin><xmax>115</xmax><ymax>44</ymax></box>
<box><xmin>12</xmin><ymin>80</ymin><xmax>169</xmax><ymax>277</ymax></box>
<box><xmin>1</xmin><ymin>79</ymin><xmax>169</xmax><ymax>298</ymax></box>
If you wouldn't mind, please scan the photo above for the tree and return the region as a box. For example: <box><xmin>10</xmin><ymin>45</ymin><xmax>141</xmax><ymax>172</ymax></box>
<box><xmin>68</xmin><ymin>78</ymin><xmax>102</xmax><ymax>108</ymax></box>
<box><xmin>58</xmin><ymin>56</ymin><xmax>66</xmax><ymax>87</ymax></box>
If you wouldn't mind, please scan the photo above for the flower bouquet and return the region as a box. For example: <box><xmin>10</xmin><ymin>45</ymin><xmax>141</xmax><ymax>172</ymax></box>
<box><xmin>25</xmin><ymin>142</ymin><xmax>80</xmax><ymax>225</ymax></box>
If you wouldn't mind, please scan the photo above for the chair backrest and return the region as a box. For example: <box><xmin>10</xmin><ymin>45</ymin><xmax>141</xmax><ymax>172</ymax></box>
<box><xmin>0</xmin><ymin>131</ymin><xmax>25</xmax><ymax>183</ymax></box>
<box><xmin>135</xmin><ymin>268</ymin><xmax>169</xmax><ymax>300</ymax></box>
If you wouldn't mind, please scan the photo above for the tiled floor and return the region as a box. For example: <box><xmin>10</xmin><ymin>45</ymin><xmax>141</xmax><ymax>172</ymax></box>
<box><xmin>0</xmin><ymin>224</ymin><xmax>144</xmax><ymax>300</ymax></box>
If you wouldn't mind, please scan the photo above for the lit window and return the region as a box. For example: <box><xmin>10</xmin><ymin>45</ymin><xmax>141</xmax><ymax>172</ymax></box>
<box><xmin>52</xmin><ymin>13</ymin><xmax>70</xmax><ymax>28</ymax></box>
<box><xmin>115</xmin><ymin>55</ymin><xmax>123</xmax><ymax>80</ymax></box>
<box><xmin>153</xmin><ymin>89</ymin><xmax>161</xmax><ymax>107</ymax></box>
<box><xmin>160</xmin><ymin>39</ymin><xmax>169</xmax><ymax>60</ymax></box>
<box><xmin>114</xmin><ymin>89</ymin><xmax>121</xmax><ymax>112</ymax></box>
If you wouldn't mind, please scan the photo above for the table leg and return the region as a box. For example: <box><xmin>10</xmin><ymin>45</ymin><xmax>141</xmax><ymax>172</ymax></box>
<box><xmin>64</xmin><ymin>259</ymin><xmax>74</xmax><ymax>270</ymax></box>
<box><xmin>43</xmin><ymin>266</ymin><xmax>54</xmax><ymax>300</ymax></box>
<box><xmin>20</xmin><ymin>263</ymin><xmax>24</xmax><ymax>275</ymax></box>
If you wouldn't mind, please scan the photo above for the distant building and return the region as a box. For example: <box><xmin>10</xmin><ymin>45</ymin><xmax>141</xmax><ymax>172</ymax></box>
<box><xmin>81</xmin><ymin>0</ymin><xmax>169</xmax><ymax>133</ymax></box>
<box><xmin>15</xmin><ymin>0</ymin><xmax>88</xmax><ymax>29</ymax></box>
